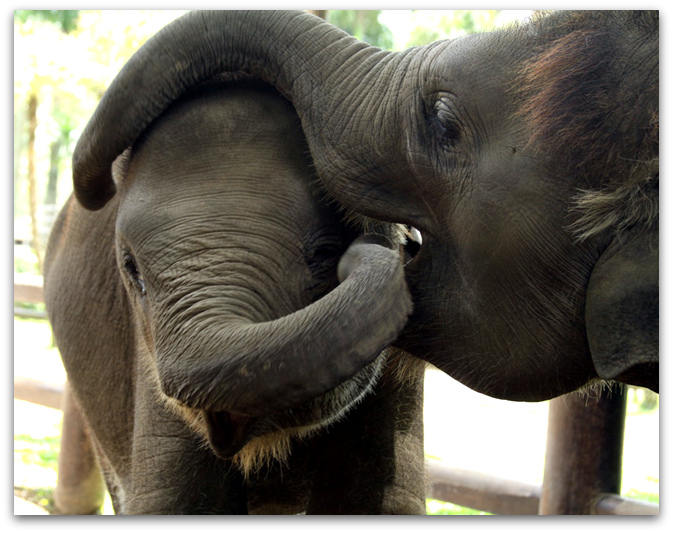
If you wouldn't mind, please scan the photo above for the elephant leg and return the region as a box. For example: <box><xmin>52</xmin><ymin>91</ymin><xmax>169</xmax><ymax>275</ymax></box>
<box><xmin>53</xmin><ymin>382</ymin><xmax>106</xmax><ymax>515</ymax></box>
<box><xmin>306</xmin><ymin>349</ymin><xmax>427</xmax><ymax>515</ymax></box>
<box><xmin>125</xmin><ymin>427</ymin><xmax>248</xmax><ymax>514</ymax></box>
<box><xmin>122</xmin><ymin>379</ymin><xmax>248</xmax><ymax>515</ymax></box>
<box><xmin>246</xmin><ymin>452</ymin><xmax>312</xmax><ymax>514</ymax></box>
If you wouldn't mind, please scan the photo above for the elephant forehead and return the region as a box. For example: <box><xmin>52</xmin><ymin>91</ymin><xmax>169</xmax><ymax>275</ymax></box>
<box><xmin>423</xmin><ymin>30</ymin><xmax>531</xmax><ymax>106</ymax></box>
<box><xmin>121</xmin><ymin>125</ymin><xmax>313</xmax><ymax>206</ymax></box>
<box><xmin>115</xmin><ymin>181</ymin><xmax>318</xmax><ymax>252</ymax></box>
<box><xmin>115</xmin><ymin>115</ymin><xmax>325</xmax><ymax>248</ymax></box>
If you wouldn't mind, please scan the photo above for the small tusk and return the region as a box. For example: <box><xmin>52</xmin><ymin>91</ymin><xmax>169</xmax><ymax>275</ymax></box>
<box><xmin>402</xmin><ymin>226</ymin><xmax>422</xmax><ymax>265</ymax></box>
<box><xmin>404</xmin><ymin>226</ymin><xmax>422</xmax><ymax>246</ymax></box>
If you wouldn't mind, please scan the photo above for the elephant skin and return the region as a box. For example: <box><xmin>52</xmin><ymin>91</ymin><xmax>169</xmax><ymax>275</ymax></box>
<box><xmin>71</xmin><ymin>10</ymin><xmax>657</xmax><ymax>399</ymax></box>
<box><xmin>44</xmin><ymin>80</ymin><xmax>426</xmax><ymax>514</ymax></box>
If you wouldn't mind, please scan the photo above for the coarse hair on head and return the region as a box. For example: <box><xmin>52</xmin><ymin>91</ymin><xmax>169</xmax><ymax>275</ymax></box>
<box><xmin>515</xmin><ymin>10</ymin><xmax>658</xmax><ymax>241</ymax></box>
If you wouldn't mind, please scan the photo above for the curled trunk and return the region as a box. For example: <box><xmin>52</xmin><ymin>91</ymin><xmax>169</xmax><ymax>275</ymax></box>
<box><xmin>157</xmin><ymin>236</ymin><xmax>412</xmax><ymax>416</ymax></box>
<box><xmin>72</xmin><ymin>11</ymin><xmax>416</xmax><ymax>417</ymax></box>
<box><xmin>73</xmin><ymin>11</ymin><xmax>388</xmax><ymax>212</ymax></box>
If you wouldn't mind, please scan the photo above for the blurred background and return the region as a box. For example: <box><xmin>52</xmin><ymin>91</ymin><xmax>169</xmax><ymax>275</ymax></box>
<box><xmin>13</xmin><ymin>10</ymin><xmax>658</xmax><ymax>515</ymax></box>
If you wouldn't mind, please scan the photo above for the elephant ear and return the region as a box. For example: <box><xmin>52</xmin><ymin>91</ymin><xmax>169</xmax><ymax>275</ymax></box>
<box><xmin>585</xmin><ymin>229</ymin><xmax>658</xmax><ymax>392</ymax></box>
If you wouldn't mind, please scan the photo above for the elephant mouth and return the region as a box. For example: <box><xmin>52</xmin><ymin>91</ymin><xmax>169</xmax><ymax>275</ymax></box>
<box><xmin>202</xmin><ymin>352</ymin><xmax>387</xmax><ymax>463</ymax></box>
<box><xmin>204</xmin><ymin>411</ymin><xmax>254</xmax><ymax>459</ymax></box>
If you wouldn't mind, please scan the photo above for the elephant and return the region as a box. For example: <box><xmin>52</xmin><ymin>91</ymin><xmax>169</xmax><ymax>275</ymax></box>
<box><xmin>71</xmin><ymin>10</ymin><xmax>658</xmax><ymax>400</ymax></box>
<box><xmin>44</xmin><ymin>78</ymin><xmax>427</xmax><ymax>514</ymax></box>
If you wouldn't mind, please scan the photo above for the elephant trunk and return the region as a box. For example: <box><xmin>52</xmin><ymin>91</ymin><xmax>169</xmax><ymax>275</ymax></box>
<box><xmin>156</xmin><ymin>236</ymin><xmax>412</xmax><ymax>417</ymax></box>
<box><xmin>73</xmin><ymin>10</ymin><xmax>395</xmax><ymax>213</ymax></box>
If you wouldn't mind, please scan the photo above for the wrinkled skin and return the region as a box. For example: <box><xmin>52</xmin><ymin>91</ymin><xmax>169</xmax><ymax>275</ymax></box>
<box><xmin>72</xmin><ymin>10</ymin><xmax>658</xmax><ymax>400</ymax></box>
<box><xmin>44</xmin><ymin>81</ymin><xmax>426</xmax><ymax>514</ymax></box>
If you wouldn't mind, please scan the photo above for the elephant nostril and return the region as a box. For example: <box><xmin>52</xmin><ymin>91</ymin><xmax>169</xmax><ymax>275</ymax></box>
<box><xmin>403</xmin><ymin>226</ymin><xmax>422</xmax><ymax>265</ymax></box>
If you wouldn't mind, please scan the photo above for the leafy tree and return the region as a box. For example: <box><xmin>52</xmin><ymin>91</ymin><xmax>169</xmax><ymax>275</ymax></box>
<box><xmin>406</xmin><ymin>10</ymin><xmax>501</xmax><ymax>47</ymax></box>
<box><xmin>14</xmin><ymin>11</ymin><xmax>80</xmax><ymax>272</ymax></box>
<box><xmin>14</xmin><ymin>10</ymin><xmax>186</xmax><ymax>273</ymax></box>
<box><xmin>306</xmin><ymin>10</ymin><xmax>327</xmax><ymax>20</ymax></box>
<box><xmin>315</xmin><ymin>10</ymin><xmax>505</xmax><ymax>51</ymax></box>
<box><xmin>14</xmin><ymin>10</ymin><xmax>80</xmax><ymax>34</ymax></box>
<box><xmin>44</xmin><ymin>106</ymin><xmax>76</xmax><ymax>206</ymax></box>
<box><xmin>326</xmin><ymin>10</ymin><xmax>394</xmax><ymax>50</ymax></box>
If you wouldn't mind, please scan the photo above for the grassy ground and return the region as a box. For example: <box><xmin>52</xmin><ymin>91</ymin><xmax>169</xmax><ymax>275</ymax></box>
<box><xmin>14</xmin><ymin>317</ymin><xmax>659</xmax><ymax>515</ymax></box>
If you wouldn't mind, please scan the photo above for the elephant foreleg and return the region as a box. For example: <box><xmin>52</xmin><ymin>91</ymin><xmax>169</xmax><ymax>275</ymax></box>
<box><xmin>123</xmin><ymin>378</ymin><xmax>248</xmax><ymax>515</ymax></box>
<box><xmin>306</xmin><ymin>349</ymin><xmax>427</xmax><ymax>515</ymax></box>
<box><xmin>53</xmin><ymin>382</ymin><xmax>106</xmax><ymax>515</ymax></box>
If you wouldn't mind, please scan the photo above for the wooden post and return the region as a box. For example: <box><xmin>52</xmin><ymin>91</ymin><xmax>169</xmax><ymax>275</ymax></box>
<box><xmin>539</xmin><ymin>387</ymin><xmax>627</xmax><ymax>514</ymax></box>
<box><xmin>53</xmin><ymin>383</ymin><xmax>106</xmax><ymax>515</ymax></box>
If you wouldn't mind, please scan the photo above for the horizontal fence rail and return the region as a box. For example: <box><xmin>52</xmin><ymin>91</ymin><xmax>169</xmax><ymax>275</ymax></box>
<box><xmin>14</xmin><ymin>273</ymin><xmax>47</xmax><ymax>319</ymax></box>
<box><xmin>14</xmin><ymin>278</ymin><xmax>658</xmax><ymax>515</ymax></box>
<box><xmin>427</xmin><ymin>458</ymin><xmax>657</xmax><ymax>516</ymax></box>
<box><xmin>14</xmin><ymin>377</ymin><xmax>64</xmax><ymax>411</ymax></box>
<box><xmin>427</xmin><ymin>458</ymin><xmax>540</xmax><ymax>515</ymax></box>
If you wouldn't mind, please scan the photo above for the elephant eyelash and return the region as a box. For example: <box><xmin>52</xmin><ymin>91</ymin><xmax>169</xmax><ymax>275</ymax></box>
<box><xmin>434</xmin><ymin>99</ymin><xmax>462</xmax><ymax>146</ymax></box>
<box><xmin>122</xmin><ymin>251</ymin><xmax>147</xmax><ymax>296</ymax></box>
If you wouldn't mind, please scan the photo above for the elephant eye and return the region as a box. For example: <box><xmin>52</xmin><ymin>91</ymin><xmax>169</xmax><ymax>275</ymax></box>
<box><xmin>122</xmin><ymin>251</ymin><xmax>146</xmax><ymax>296</ymax></box>
<box><xmin>434</xmin><ymin>98</ymin><xmax>462</xmax><ymax>146</ymax></box>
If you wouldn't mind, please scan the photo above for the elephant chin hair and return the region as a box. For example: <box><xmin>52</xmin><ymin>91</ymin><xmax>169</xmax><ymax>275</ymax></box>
<box><xmin>154</xmin><ymin>359</ymin><xmax>383</xmax><ymax>479</ymax></box>
<box><xmin>158</xmin><ymin>395</ymin><xmax>298</xmax><ymax>478</ymax></box>
<box><xmin>229</xmin><ymin>351</ymin><xmax>426</xmax><ymax>480</ymax></box>
<box><xmin>385</xmin><ymin>349</ymin><xmax>428</xmax><ymax>387</ymax></box>
<box><xmin>155</xmin><ymin>350</ymin><xmax>426</xmax><ymax>479</ymax></box>
<box><xmin>573</xmin><ymin>378</ymin><xmax>625</xmax><ymax>402</ymax></box>
<box><xmin>230</xmin><ymin>427</ymin><xmax>309</xmax><ymax>479</ymax></box>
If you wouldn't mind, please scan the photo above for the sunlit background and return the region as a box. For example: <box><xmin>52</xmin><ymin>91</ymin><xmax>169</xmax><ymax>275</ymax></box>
<box><xmin>13</xmin><ymin>10</ymin><xmax>658</xmax><ymax>515</ymax></box>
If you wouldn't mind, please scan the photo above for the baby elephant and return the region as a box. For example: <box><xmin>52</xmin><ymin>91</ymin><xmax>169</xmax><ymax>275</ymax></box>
<box><xmin>44</xmin><ymin>78</ymin><xmax>426</xmax><ymax>514</ymax></box>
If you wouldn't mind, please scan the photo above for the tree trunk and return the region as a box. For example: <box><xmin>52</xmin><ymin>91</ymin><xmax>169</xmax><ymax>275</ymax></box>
<box><xmin>26</xmin><ymin>92</ymin><xmax>43</xmax><ymax>273</ymax></box>
<box><xmin>45</xmin><ymin>139</ymin><xmax>61</xmax><ymax>205</ymax></box>
<box><xmin>14</xmin><ymin>105</ymin><xmax>25</xmax><ymax>215</ymax></box>
<box><xmin>42</xmin><ymin>139</ymin><xmax>62</xmax><ymax>243</ymax></box>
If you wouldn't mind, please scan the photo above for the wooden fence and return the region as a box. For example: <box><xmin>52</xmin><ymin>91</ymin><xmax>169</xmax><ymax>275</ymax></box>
<box><xmin>14</xmin><ymin>275</ymin><xmax>658</xmax><ymax>515</ymax></box>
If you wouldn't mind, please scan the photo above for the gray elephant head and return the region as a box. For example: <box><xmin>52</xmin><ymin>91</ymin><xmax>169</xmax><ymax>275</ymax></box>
<box><xmin>71</xmin><ymin>10</ymin><xmax>658</xmax><ymax>401</ymax></box>
<box><xmin>61</xmin><ymin>79</ymin><xmax>413</xmax><ymax>464</ymax></box>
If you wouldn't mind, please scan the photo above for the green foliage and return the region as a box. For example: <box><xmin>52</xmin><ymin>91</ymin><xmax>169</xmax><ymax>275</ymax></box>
<box><xmin>628</xmin><ymin>387</ymin><xmax>659</xmax><ymax>413</ymax></box>
<box><xmin>52</xmin><ymin>105</ymin><xmax>77</xmax><ymax>142</ymax></box>
<box><xmin>14</xmin><ymin>486</ymin><xmax>56</xmax><ymax>514</ymax></box>
<box><xmin>624</xmin><ymin>487</ymin><xmax>659</xmax><ymax>505</ymax></box>
<box><xmin>14</xmin><ymin>10</ymin><xmax>80</xmax><ymax>33</ymax></box>
<box><xmin>14</xmin><ymin>255</ymin><xmax>39</xmax><ymax>275</ymax></box>
<box><xmin>14</xmin><ymin>302</ymin><xmax>47</xmax><ymax>315</ymax></box>
<box><xmin>426</xmin><ymin>499</ymin><xmax>491</xmax><ymax>515</ymax></box>
<box><xmin>407</xmin><ymin>10</ymin><xmax>501</xmax><ymax>47</ymax></box>
<box><xmin>15</xmin><ymin>434</ymin><xmax>60</xmax><ymax>469</ymax></box>
<box><xmin>327</xmin><ymin>10</ymin><xmax>394</xmax><ymax>50</ymax></box>
<box><xmin>13</xmin><ymin>10</ymin><xmax>188</xmax><ymax>236</ymax></box>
